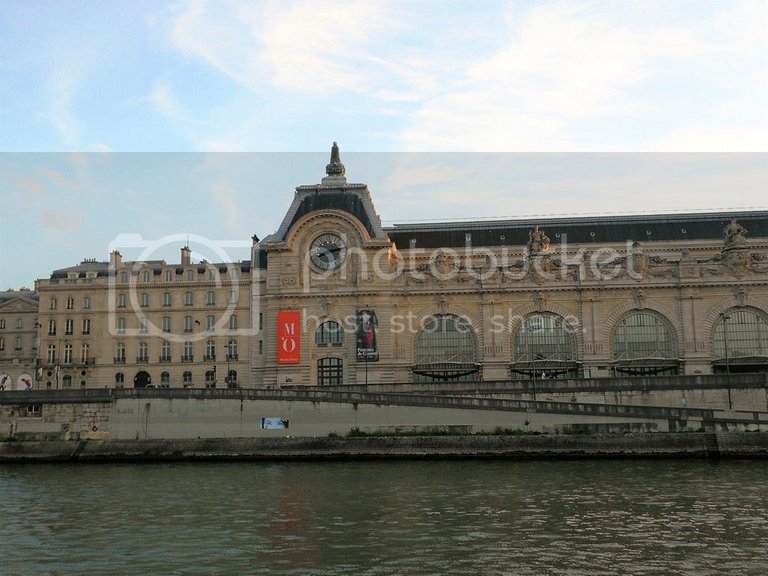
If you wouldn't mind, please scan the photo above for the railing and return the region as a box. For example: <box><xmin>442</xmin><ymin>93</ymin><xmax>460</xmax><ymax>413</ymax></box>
<box><xmin>114</xmin><ymin>357</ymin><xmax>126</xmax><ymax>364</ymax></box>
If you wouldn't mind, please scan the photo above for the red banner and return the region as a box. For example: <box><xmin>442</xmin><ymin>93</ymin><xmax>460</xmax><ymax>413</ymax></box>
<box><xmin>277</xmin><ymin>311</ymin><xmax>302</xmax><ymax>365</ymax></box>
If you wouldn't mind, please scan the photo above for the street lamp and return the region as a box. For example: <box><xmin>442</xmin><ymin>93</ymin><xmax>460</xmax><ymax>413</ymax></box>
<box><xmin>720</xmin><ymin>313</ymin><xmax>732</xmax><ymax>410</ymax></box>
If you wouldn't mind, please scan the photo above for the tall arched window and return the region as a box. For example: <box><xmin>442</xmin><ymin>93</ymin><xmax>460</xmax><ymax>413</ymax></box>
<box><xmin>316</xmin><ymin>320</ymin><xmax>344</xmax><ymax>346</ymax></box>
<box><xmin>160</xmin><ymin>372</ymin><xmax>170</xmax><ymax>387</ymax></box>
<box><xmin>115</xmin><ymin>372</ymin><xmax>124</xmax><ymax>388</ymax></box>
<box><xmin>612</xmin><ymin>312</ymin><xmax>679</xmax><ymax>376</ymax></box>
<box><xmin>512</xmin><ymin>314</ymin><xmax>578</xmax><ymax>380</ymax></box>
<box><xmin>413</xmin><ymin>315</ymin><xmax>479</xmax><ymax>382</ymax></box>
<box><xmin>712</xmin><ymin>309</ymin><xmax>768</xmax><ymax>374</ymax></box>
<box><xmin>317</xmin><ymin>357</ymin><xmax>343</xmax><ymax>385</ymax></box>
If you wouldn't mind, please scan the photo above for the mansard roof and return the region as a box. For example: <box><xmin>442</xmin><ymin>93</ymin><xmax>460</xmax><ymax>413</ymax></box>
<box><xmin>385</xmin><ymin>210</ymin><xmax>768</xmax><ymax>250</ymax></box>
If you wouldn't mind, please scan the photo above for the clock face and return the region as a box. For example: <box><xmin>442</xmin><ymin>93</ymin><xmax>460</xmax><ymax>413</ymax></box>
<box><xmin>310</xmin><ymin>233</ymin><xmax>347</xmax><ymax>271</ymax></box>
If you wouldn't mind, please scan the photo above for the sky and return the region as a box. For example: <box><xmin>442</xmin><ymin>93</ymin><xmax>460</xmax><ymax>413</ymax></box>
<box><xmin>1</xmin><ymin>0</ymin><xmax>767</xmax><ymax>289</ymax></box>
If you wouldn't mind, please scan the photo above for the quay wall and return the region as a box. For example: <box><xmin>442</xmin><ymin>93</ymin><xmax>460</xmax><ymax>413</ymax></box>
<box><xmin>1</xmin><ymin>433</ymin><xmax>767</xmax><ymax>462</ymax></box>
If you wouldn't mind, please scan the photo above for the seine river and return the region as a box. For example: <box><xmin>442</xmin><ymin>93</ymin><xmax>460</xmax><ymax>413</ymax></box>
<box><xmin>1</xmin><ymin>459</ymin><xmax>767</xmax><ymax>575</ymax></box>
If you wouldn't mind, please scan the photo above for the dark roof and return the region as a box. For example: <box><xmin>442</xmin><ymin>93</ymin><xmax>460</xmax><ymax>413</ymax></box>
<box><xmin>0</xmin><ymin>290</ymin><xmax>38</xmax><ymax>304</ymax></box>
<box><xmin>283</xmin><ymin>190</ymin><xmax>377</xmax><ymax>239</ymax></box>
<box><xmin>385</xmin><ymin>211</ymin><xmax>768</xmax><ymax>249</ymax></box>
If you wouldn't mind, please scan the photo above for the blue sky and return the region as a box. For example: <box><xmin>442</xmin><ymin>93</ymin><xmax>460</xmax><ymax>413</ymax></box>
<box><xmin>1</xmin><ymin>0</ymin><xmax>767</xmax><ymax>289</ymax></box>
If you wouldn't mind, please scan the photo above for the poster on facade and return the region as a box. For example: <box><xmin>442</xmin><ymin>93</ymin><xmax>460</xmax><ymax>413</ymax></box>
<box><xmin>261</xmin><ymin>417</ymin><xmax>289</xmax><ymax>430</ymax></box>
<box><xmin>356</xmin><ymin>309</ymin><xmax>379</xmax><ymax>362</ymax></box>
<box><xmin>277</xmin><ymin>310</ymin><xmax>302</xmax><ymax>364</ymax></box>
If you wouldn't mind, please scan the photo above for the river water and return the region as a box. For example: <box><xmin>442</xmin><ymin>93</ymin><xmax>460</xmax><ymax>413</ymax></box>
<box><xmin>1</xmin><ymin>459</ymin><xmax>767</xmax><ymax>575</ymax></box>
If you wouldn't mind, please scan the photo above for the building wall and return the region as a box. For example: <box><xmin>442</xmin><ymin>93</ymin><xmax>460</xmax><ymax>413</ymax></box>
<box><xmin>0</xmin><ymin>291</ymin><xmax>39</xmax><ymax>390</ymax></box>
<box><xmin>34</xmin><ymin>254</ymin><xmax>252</xmax><ymax>390</ymax></box>
<box><xmin>256</xmin><ymin>209</ymin><xmax>768</xmax><ymax>387</ymax></box>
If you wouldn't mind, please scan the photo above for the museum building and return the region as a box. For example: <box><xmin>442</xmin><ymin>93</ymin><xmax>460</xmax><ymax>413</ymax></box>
<box><xmin>8</xmin><ymin>144</ymin><xmax>768</xmax><ymax>389</ymax></box>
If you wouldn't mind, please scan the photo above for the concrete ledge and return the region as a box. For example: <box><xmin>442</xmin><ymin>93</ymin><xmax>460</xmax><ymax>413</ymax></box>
<box><xmin>1</xmin><ymin>433</ymin><xmax>767</xmax><ymax>462</ymax></box>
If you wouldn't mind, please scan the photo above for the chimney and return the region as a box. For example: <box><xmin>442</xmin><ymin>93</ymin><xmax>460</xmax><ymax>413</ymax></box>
<box><xmin>110</xmin><ymin>250</ymin><xmax>122</xmax><ymax>269</ymax></box>
<box><xmin>181</xmin><ymin>246</ymin><xmax>192</xmax><ymax>266</ymax></box>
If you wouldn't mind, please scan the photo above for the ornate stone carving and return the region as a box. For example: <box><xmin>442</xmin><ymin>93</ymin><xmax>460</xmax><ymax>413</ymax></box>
<box><xmin>723</xmin><ymin>218</ymin><xmax>747</xmax><ymax>249</ymax></box>
<box><xmin>325</xmin><ymin>141</ymin><xmax>346</xmax><ymax>177</ymax></box>
<box><xmin>527</xmin><ymin>226</ymin><xmax>550</xmax><ymax>254</ymax></box>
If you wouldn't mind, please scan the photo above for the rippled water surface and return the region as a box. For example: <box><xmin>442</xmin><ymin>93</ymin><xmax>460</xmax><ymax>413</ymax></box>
<box><xmin>1</xmin><ymin>459</ymin><xmax>767</xmax><ymax>575</ymax></box>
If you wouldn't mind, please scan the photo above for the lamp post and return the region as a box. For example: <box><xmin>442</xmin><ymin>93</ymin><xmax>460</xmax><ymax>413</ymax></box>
<box><xmin>720</xmin><ymin>313</ymin><xmax>732</xmax><ymax>410</ymax></box>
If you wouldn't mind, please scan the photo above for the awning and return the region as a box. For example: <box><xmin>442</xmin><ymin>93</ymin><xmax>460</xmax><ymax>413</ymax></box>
<box><xmin>412</xmin><ymin>362</ymin><xmax>480</xmax><ymax>379</ymax></box>
<box><xmin>610</xmin><ymin>358</ymin><xmax>680</xmax><ymax>368</ymax></box>
<box><xmin>712</xmin><ymin>355</ymin><xmax>768</xmax><ymax>366</ymax></box>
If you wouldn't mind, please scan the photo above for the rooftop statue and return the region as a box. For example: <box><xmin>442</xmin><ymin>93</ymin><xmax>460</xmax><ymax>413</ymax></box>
<box><xmin>325</xmin><ymin>141</ymin><xmax>346</xmax><ymax>177</ymax></box>
<box><xmin>723</xmin><ymin>218</ymin><xmax>747</xmax><ymax>248</ymax></box>
<box><xmin>528</xmin><ymin>225</ymin><xmax>550</xmax><ymax>254</ymax></box>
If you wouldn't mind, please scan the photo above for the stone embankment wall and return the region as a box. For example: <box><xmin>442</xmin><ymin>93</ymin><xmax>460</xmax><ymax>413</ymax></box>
<box><xmin>1</xmin><ymin>433</ymin><xmax>767</xmax><ymax>462</ymax></box>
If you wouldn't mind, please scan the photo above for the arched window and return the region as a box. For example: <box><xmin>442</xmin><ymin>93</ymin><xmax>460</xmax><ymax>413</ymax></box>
<box><xmin>413</xmin><ymin>315</ymin><xmax>479</xmax><ymax>382</ymax></box>
<box><xmin>62</xmin><ymin>375</ymin><xmax>72</xmax><ymax>388</ymax></box>
<box><xmin>316</xmin><ymin>320</ymin><xmax>344</xmax><ymax>345</ymax></box>
<box><xmin>205</xmin><ymin>369</ymin><xmax>216</xmax><ymax>388</ymax></box>
<box><xmin>612</xmin><ymin>312</ymin><xmax>679</xmax><ymax>376</ymax></box>
<box><xmin>160</xmin><ymin>372</ymin><xmax>170</xmax><ymax>387</ymax></box>
<box><xmin>183</xmin><ymin>371</ymin><xmax>193</xmax><ymax>387</ymax></box>
<box><xmin>512</xmin><ymin>314</ymin><xmax>579</xmax><ymax>380</ymax></box>
<box><xmin>226</xmin><ymin>370</ymin><xmax>237</xmax><ymax>388</ymax></box>
<box><xmin>115</xmin><ymin>372</ymin><xmax>124</xmax><ymax>388</ymax></box>
<box><xmin>712</xmin><ymin>309</ymin><xmax>768</xmax><ymax>374</ymax></box>
<box><xmin>318</xmin><ymin>357</ymin><xmax>343</xmax><ymax>385</ymax></box>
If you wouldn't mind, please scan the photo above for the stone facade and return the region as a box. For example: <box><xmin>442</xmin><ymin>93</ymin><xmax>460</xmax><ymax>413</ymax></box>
<box><xmin>5</xmin><ymin>145</ymin><xmax>768</xmax><ymax>390</ymax></box>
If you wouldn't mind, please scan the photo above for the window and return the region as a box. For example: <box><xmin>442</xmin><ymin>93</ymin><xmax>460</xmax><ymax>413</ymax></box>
<box><xmin>161</xmin><ymin>372</ymin><xmax>170</xmax><ymax>387</ymax></box>
<box><xmin>185</xmin><ymin>316</ymin><xmax>194</xmax><ymax>332</ymax></box>
<box><xmin>229</xmin><ymin>290</ymin><xmax>238</xmax><ymax>304</ymax></box>
<box><xmin>83</xmin><ymin>296</ymin><xmax>91</xmax><ymax>309</ymax></box>
<box><xmin>318</xmin><ymin>357</ymin><xmax>343</xmax><ymax>386</ymax></box>
<box><xmin>48</xmin><ymin>319</ymin><xmax>56</xmax><ymax>335</ymax></box>
<box><xmin>183</xmin><ymin>341</ymin><xmax>193</xmax><ymax>361</ymax></box>
<box><xmin>185</xmin><ymin>292</ymin><xmax>193</xmax><ymax>306</ymax></box>
<box><xmin>165</xmin><ymin>270</ymin><xmax>173</xmax><ymax>282</ymax></box>
<box><xmin>414</xmin><ymin>315</ymin><xmax>479</xmax><ymax>382</ymax></box>
<box><xmin>612</xmin><ymin>312</ymin><xmax>678</xmax><ymax>376</ymax></box>
<box><xmin>115</xmin><ymin>372</ymin><xmax>124</xmax><ymax>387</ymax></box>
<box><xmin>50</xmin><ymin>298</ymin><xmax>57</xmax><ymax>310</ymax></box>
<box><xmin>142</xmin><ymin>271</ymin><xmax>150</xmax><ymax>283</ymax></box>
<box><xmin>140</xmin><ymin>293</ymin><xmax>149</xmax><ymax>307</ymax></box>
<box><xmin>15</xmin><ymin>336</ymin><xmax>22</xmax><ymax>350</ymax></box>
<box><xmin>62</xmin><ymin>375</ymin><xmax>72</xmax><ymax>388</ymax></box>
<box><xmin>64</xmin><ymin>343</ymin><xmax>73</xmax><ymax>364</ymax></box>
<box><xmin>47</xmin><ymin>344</ymin><xmax>56</xmax><ymax>363</ymax></box>
<box><xmin>207</xmin><ymin>315</ymin><xmax>215</xmax><ymax>331</ymax></box>
<box><xmin>187</xmin><ymin>270</ymin><xmax>195</xmax><ymax>281</ymax></box>
<box><xmin>183</xmin><ymin>371</ymin><xmax>192</xmax><ymax>386</ymax></box>
<box><xmin>120</xmin><ymin>271</ymin><xmax>128</xmax><ymax>283</ymax></box>
<box><xmin>139</xmin><ymin>318</ymin><xmax>149</xmax><ymax>334</ymax></box>
<box><xmin>138</xmin><ymin>341</ymin><xmax>149</xmax><ymax>362</ymax></box>
<box><xmin>82</xmin><ymin>318</ymin><xmax>91</xmax><ymax>335</ymax></box>
<box><xmin>0</xmin><ymin>337</ymin><xmax>4</xmax><ymax>350</ymax></box>
<box><xmin>228</xmin><ymin>315</ymin><xmax>238</xmax><ymax>331</ymax></box>
<box><xmin>115</xmin><ymin>343</ymin><xmax>126</xmax><ymax>363</ymax></box>
<box><xmin>161</xmin><ymin>341</ymin><xmax>172</xmax><ymax>362</ymax></box>
<box><xmin>713</xmin><ymin>309</ymin><xmax>768</xmax><ymax>373</ymax></box>
<box><xmin>512</xmin><ymin>314</ymin><xmax>578</xmax><ymax>380</ymax></box>
<box><xmin>163</xmin><ymin>317</ymin><xmax>171</xmax><ymax>333</ymax></box>
<box><xmin>207</xmin><ymin>291</ymin><xmax>216</xmax><ymax>305</ymax></box>
<box><xmin>26</xmin><ymin>404</ymin><xmax>42</xmax><ymax>417</ymax></box>
<box><xmin>0</xmin><ymin>319</ymin><xmax>4</xmax><ymax>329</ymax></box>
<box><xmin>118</xmin><ymin>293</ymin><xmax>127</xmax><ymax>308</ymax></box>
<box><xmin>227</xmin><ymin>339</ymin><xmax>238</xmax><ymax>360</ymax></box>
<box><xmin>81</xmin><ymin>343</ymin><xmax>89</xmax><ymax>364</ymax></box>
<box><xmin>163</xmin><ymin>292</ymin><xmax>172</xmax><ymax>307</ymax></box>
<box><xmin>259</xmin><ymin>340</ymin><xmax>263</xmax><ymax>355</ymax></box>
<box><xmin>16</xmin><ymin>318</ymin><xmax>23</xmax><ymax>329</ymax></box>
<box><xmin>205</xmin><ymin>369</ymin><xmax>216</xmax><ymax>388</ymax></box>
<box><xmin>316</xmin><ymin>320</ymin><xmax>343</xmax><ymax>345</ymax></box>
<box><xmin>117</xmin><ymin>317</ymin><xmax>126</xmax><ymax>335</ymax></box>
<box><xmin>205</xmin><ymin>340</ymin><xmax>216</xmax><ymax>361</ymax></box>
<box><xmin>65</xmin><ymin>319</ymin><xmax>74</xmax><ymax>335</ymax></box>
<box><xmin>66</xmin><ymin>297</ymin><xmax>74</xmax><ymax>310</ymax></box>
<box><xmin>209</xmin><ymin>270</ymin><xmax>217</xmax><ymax>281</ymax></box>
<box><xmin>259</xmin><ymin>313</ymin><xmax>263</xmax><ymax>331</ymax></box>
<box><xmin>226</xmin><ymin>369</ymin><xmax>237</xmax><ymax>388</ymax></box>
